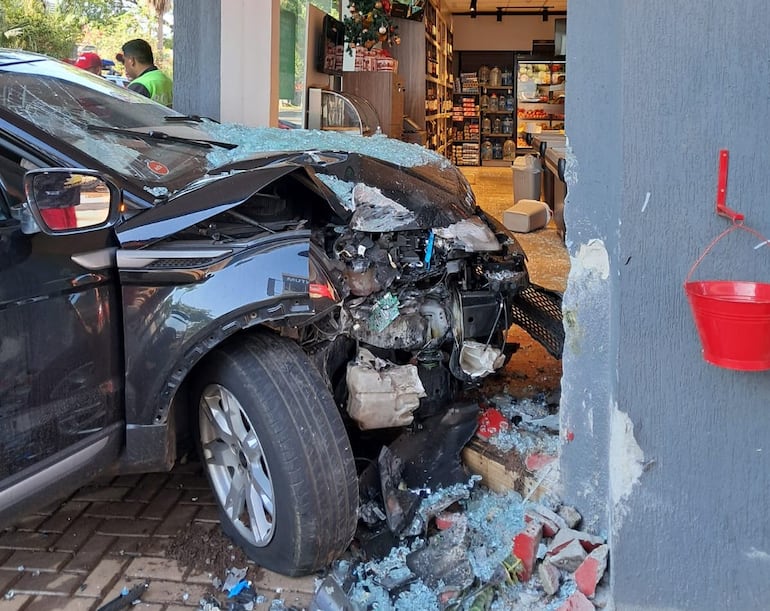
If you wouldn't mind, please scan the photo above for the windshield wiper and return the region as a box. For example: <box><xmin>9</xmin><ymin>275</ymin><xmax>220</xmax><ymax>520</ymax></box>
<box><xmin>86</xmin><ymin>124</ymin><xmax>237</xmax><ymax>150</ymax></box>
<box><xmin>163</xmin><ymin>114</ymin><xmax>220</xmax><ymax>124</ymax></box>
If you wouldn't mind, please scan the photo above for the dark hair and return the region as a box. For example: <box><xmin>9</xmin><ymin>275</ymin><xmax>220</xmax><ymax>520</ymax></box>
<box><xmin>121</xmin><ymin>39</ymin><xmax>154</xmax><ymax>65</ymax></box>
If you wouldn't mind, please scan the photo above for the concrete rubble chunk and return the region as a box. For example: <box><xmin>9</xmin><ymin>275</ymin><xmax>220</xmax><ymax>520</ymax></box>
<box><xmin>557</xmin><ymin>505</ymin><xmax>583</xmax><ymax>529</ymax></box>
<box><xmin>575</xmin><ymin>544</ymin><xmax>609</xmax><ymax>598</ymax></box>
<box><xmin>537</xmin><ymin>559</ymin><xmax>561</xmax><ymax>596</ymax></box>
<box><xmin>548</xmin><ymin>538</ymin><xmax>587</xmax><ymax>572</ymax></box>
<box><xmin>557</xmin><ymin>590</ymin><xmax>596</xmax><ymax>611</ymax></box>
<box><xmin>525</xmin><ymin>504</ymin><xmax>567</xmax><ymax>537</ymax></box>
<box><xmin>513</xmin><ymin>521</ymin><xmax>543</xmax><ymax>581</ymax></box>
<box><xmin>549</xmin><ymin>527</ymin><xmax>605</xmax><ymax>553</ymax></box>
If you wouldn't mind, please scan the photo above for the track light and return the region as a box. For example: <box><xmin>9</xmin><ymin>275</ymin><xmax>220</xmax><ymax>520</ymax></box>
<box><xmin>470</xmin><ymin>0</ymin><xmax>477</xmax><ymax>18</ymax></box>
<box><xmin>497</xmin><ymin>7</ymin><xmax>503</xmax><ymax>21</ymax></box>
<box><xmin>542</xmin><ymin>7</ymin><xmax>549</xmax><ymax>21</ymax></box>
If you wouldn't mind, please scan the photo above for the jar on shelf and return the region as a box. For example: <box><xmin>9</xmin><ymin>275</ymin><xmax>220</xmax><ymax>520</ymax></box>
<box><xmin>478</xmin><ymin>65</ymin><xmax>490</xmax><ymax>86</ymax></box>
<box><xmin>492</xmin><ymin>141</ymin><xmax>503</xmax><ymax>159</ymax></box>
<box><xmin>481</xmin><ymin>116</ymin><xmax>491</xmax><ymax>133</ymax></box>
<box><xmin>481</xmin><ymin>140</ymin><xmax>493</xmax><ymax>160</ymax></box>
<box><xmin>479</xmin><ymin>93</ymin><xmax>489</xmax><ymax>110</ymax></box>
<box><xmin>489</xmin><ymin>66</ymin><xmax>502</xmax><ymax>87</ymax></box>
<box><xmin>492</xmin><ymin>117</ymin><xmax>502</xmax><ymax>134</ymax></box>
<box><xmin>505</xmin><ymin>93</ymin><xmax>515</xmax><ymax>111</ymax></box>
<box><xmin>503</xmin><ymin>139</ymin><xmax>516</xmax><ymax>160</ymax></box>
<box><xmin>489</xmin><ymin>93</ymin><xmax>498</xmax><ymax>111</ymax></box>
<box><xmin>502</xmin><ymin>116</ymin><xmax>513</xmax><ymax>134</ymax></box>
<box><xmin>502</xmin><ymin>67</ymin><xmax>513</xmax><ymax>87</ymax></box>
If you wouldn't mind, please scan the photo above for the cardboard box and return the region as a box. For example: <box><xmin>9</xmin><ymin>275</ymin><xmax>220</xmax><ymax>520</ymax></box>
<box><xmin>503</xmin><ymin>199</ymin><xmax>550</xmax><ymax>233</ymax></box>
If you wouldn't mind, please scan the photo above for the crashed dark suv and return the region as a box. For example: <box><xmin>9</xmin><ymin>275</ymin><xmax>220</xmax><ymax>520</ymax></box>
<box><xmin>0</xmin><ymin>50</ymin><xmax>562</xmax><ymax>575</ymax></box>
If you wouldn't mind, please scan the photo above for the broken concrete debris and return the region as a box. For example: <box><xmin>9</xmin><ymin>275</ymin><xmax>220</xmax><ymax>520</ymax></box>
<box><xmin>307</xmin><ymin>394</ymin><xmax>608</xmax><ymax>610</ymax></box>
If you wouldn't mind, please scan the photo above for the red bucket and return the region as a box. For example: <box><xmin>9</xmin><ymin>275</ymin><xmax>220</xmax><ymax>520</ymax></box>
<box><xmin>685</xmin><ymin>223</ymin><xmax>770</xmax><ymax>371</ymax></box>
<box><xmin>685</xmin><ymin>280</ymin><xmax>770</xmax><ymax>370</ymax></box>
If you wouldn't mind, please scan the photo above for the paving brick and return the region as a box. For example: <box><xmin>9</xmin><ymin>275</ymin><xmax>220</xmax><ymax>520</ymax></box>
<box><xmin>7</xmin><ymin>513</ymin><xmax>48</xmax><ymax>531</ymax></box>
<box><xmin>37</xmin><ymin>501</ymin><xmax>90</xmax><ymax>534</ymax></box>
<box><xmin>557</xmin><ymin>505</ymin><xmax>582</xmax><ymax>529</ymax></box>
<box><xmin>165</xmin><ymin>473</ymin><xmax>209</xmax><ymax>492</ymax></box>
<box><xmin>84</xmin><ymin>501</ymin><xmax>142</xmax><ymax>520</ymax></box>
<box><xmin>0</xmin><ymin>593</ymin><xmax>33</xmax><ymax>610</ymax></box>
<box><xmin>252</xmin><ymin>571</ymin><xmax>317</xmax><ymax>596</ymax></box>
<box><xmin>61</xmin><ymin>535</ymin><xmax>116</xmax><ymax>574</ymax></box>
<box><xmin>178</xmin><ymin>489</ymin><xmax>215</xmax><ymax>506</ymax></box>
<box><xmin>154</xmin><ymin>505</ymin><xmax>199</xmax><ymax>537</ymax></box>
<box><xmin>54</xmin><ymin>518</ymin><xmax>103</xmax><ymax>553</ymax></box>
<box><xmin>110</xmin><ymin>474</ymin><xmax>144</xmax><ymax>488</ymax></box>
<box><xmin>548</xmin><ymin>538</ymin><xmax>587</xmax><ymax>572</ymax></box>
<box><xmin>1</xmin><ymin>550</ymin><xmax>72</xmax><ymax>573</ymax></box>
<box><xmin>77</xmin><ymin>557</ymin><xmax>129</xmax><ymax>599</ymax></box>
<box><xmin>70</xmin><ymin>486</ymin><xmax>129</xmax><ymax>503</ymax></box>
<box><xmin>140</xmin><ymin>488</ymin><xmax>183</xmax><ymax>520</ymax></box>
<box><xmin>124</xmin><ymin>473</ymin><xmax>170</xmax><ymax>503</ymax></box>
<box><xmin>96</xmin><ymin>518</ymin><xmax>157</xmax><ymax>538</ymax></box>
<box><xmin>135</xmin><ymin>536</ymin><xmax>168</xmax><ymax>558</ymax></box>
<box><xmin>101</xmin><ymin>578</ymin><xmax>207</xmax><ymax>607</ymax></box>
<box><xmin>0</xmin><ymin>567</ymin><xmax>22</xmax><ymax>594</ymax></box>
<box><xmin>0</xmin><ymin>530</ymin><xmax>57</xmax><ymax>551</ymax></box>
<box><xmin>108</xmin><ymin>537</ymin><xmax>150</xmax><ymax>558</ymax></box>
<box><xmin>538</xmin><ymin>559</ymin><xmax>561</xmax><ymax>596</ymax></box>
<box><xmin>13</xmin><ymin>570</ymin><xmax>85</xmax><ymax>596</ymax></box>
<box><xmin>193</xmin><ymin>506</ymin><xmax>221</xmax><ymax>523</ymax></box>
<box><xmin>125</xmin><ymin>556</ymin><xmax>185</xmax><ymax>582</ymax></box>
<box><xmin>184</xmin><ymin>569</ymin><xmax>219</xmax><ymax>585</ymax></box>
<box><xmin>549</xmin><ymin>528</ymin><xmax>604</xmax><ymax>554</ymax></box>
<box><xmin>22</xmin><ymin>595</ymin><xmax>97</xmax><ymax>610</ymax></box>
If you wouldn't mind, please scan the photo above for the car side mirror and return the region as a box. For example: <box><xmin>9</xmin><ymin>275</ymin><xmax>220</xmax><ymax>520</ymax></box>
<box><xmin>23</xmin><ymin>169</ymin><xmax>121</xmax><ymax>235</ymax></box>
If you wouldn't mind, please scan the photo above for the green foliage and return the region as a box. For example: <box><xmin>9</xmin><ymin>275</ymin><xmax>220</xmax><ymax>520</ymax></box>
<box><xmin>0</xmin><ymin>0</ymin><xmax>82</xmax><ymax>58</ymax></box>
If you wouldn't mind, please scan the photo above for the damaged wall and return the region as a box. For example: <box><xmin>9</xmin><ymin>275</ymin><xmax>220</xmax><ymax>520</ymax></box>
<box><xmin>565</xmin><ymin>1</ymin><xmax>770</xmax><ymax>608</ymax></box>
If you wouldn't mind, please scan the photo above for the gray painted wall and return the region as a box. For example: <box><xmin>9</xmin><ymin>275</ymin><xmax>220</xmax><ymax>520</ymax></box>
<box><xmin>564</xmin><ymin>0</ymin><xmax>770</xmax><ymax>608</ymax></box>
<box><xmin>173</xmin><ymin>0</ymin><xmax>221</xmax><ymax>119</ymax></box>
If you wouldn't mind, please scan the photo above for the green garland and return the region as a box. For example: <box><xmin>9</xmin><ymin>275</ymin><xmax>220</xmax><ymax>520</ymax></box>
<box><xmin>343</xmin><ymin>0</ymin><xmax>399</xmax><ymax>51</ymax></box>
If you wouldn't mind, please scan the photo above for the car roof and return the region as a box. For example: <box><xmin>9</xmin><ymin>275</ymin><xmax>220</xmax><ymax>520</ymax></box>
<box><xmin>0</xmin><ymin>48</ymin><xmax>48</xmax><ymax>66</ymax></box>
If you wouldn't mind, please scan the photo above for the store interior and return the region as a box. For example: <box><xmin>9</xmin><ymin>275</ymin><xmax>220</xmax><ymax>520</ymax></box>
<box><xmin>294</xmin><ymin>0</ymin><xmax>568</xmax><ymax>235</ymax></box>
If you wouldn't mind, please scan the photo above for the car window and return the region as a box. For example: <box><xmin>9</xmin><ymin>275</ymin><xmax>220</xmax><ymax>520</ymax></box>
<box><xmin>0</xmin><ymin>62</ymin><xmax>211</xmax><ymax>190</ymax></box>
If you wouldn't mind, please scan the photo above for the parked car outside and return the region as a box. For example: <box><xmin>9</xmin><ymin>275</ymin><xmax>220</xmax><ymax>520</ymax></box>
<box><xmin>0</xmin><ymin>49</ymin><xmax>562</xmax><ymax>575</ymax></box>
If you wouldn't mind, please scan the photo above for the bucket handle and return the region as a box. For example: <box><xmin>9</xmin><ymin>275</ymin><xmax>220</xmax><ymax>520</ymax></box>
<box><xmin>686</xmin><ymin>220</ymin><xmax>770</xmax><ymax>284</ymax></box>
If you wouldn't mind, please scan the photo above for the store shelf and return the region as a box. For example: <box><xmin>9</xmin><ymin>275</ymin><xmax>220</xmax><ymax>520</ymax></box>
<box><xmin>392</xmin><ymin>0</ymin><xmax>453</xmax><ymax>160</ymax></box>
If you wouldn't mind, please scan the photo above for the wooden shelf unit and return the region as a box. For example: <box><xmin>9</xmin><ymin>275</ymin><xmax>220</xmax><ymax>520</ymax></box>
<box><xmin>391</xmin><ymin>0</ymin><xmax>453</xmax><ymax>157</ymax></box>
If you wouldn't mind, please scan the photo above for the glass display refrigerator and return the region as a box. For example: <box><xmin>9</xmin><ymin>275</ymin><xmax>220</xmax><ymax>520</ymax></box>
<box><xmin>515</xmin><ymin>57</ymin><xmax>565</xmax><ymax>153</ymax></box>
<box><xmin>306</xmin><ymin>88</ymin><xmax>381</xmax><ymax>136</ymax></box>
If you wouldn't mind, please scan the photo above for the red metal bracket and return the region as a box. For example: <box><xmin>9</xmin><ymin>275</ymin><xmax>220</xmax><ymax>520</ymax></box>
<box><xmin>716</xmin><ymin>149</ymin><xmax>744</xmax><ymax>221</ymax></box>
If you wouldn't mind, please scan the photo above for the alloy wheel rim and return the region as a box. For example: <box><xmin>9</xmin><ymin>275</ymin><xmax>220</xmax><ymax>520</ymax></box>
<box><xmin>199</xmin><ymin>384</ymin><xmax>275</xmax><ymax>546</ymax></box>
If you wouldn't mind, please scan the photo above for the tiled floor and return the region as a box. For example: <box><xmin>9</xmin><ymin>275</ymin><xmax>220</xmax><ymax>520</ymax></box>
<box><xmin>0</xmin><ymin>167</ymin><xmax>569</xmax><ymax>611</ymax></box>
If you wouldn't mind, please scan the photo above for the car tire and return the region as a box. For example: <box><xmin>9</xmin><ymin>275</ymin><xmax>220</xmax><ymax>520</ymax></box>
<box><xmin>193</xmin><ymin>330</ymin><xmax>358</xmax><ymax>576</ymax></box>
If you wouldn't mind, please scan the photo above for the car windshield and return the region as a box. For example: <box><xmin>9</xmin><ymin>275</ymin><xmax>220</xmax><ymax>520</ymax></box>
<box><xmin>0</xmin><ymin>56</ymin><xmax>219</xmax><ymax>189</ymax></box>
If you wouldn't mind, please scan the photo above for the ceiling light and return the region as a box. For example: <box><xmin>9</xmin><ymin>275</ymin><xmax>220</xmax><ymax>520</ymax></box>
<box><xmin>497</xmin><ymin>7</ymin><xmax>503</xmax><ymax>21</ymax></box>
<box><xmin>542</xmin><ymin>7</ymin><xmax>549</xmax><ymax>21</ymax></box>
<box><xmin>469</xmin><ymin>0</ymin><xmax>477</xmax><ymax>11</ymax></box>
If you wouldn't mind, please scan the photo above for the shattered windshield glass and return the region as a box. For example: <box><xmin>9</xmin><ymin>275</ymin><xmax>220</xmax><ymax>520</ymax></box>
<box><xmin>0</xmin><ymin>54</ymin><xmax>469</xmax><ymax>201</ymax></box>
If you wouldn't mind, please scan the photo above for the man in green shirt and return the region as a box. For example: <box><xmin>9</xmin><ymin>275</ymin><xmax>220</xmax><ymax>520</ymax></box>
<box><xmin>116</xmin><ymin>39</ymin><xmax>173</xmax><ymax>107</ymax></box>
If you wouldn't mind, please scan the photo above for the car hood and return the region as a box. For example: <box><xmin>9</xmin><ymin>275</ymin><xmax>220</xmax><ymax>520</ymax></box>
<box><xmin>115</xmin><ymin>152</ymin><xmax>478</xmax><ymax>246</ymax></box>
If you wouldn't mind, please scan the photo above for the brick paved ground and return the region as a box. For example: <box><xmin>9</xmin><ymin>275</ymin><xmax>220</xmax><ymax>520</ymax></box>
<box><xmin>0</xmin><ymin>461</ymin><xmax>316</xmax><ymax>611</ymax></box>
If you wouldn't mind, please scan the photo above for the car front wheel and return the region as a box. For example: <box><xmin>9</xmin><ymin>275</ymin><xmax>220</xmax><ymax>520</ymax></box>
<box><xmin>194</xmin><ymin>330</ymin><xmax>358</xmax><ymax>576</ymax></box>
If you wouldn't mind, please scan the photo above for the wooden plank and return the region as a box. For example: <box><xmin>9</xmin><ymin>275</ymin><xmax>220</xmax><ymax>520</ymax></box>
<box><xmin>462</xmin><ymin>438</ymin><xmax>557</xmax><ymax>501</ymax></box>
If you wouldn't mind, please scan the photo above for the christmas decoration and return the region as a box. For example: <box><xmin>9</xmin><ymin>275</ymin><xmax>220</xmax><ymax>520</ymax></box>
<box><xmin>344</xmin><ymin>0</ymin><xmax>398</xmax><ymax>53</ymax></box>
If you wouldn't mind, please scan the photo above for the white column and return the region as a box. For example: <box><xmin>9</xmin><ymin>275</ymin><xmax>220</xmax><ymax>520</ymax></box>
<box><xmin>220</xmin><ymin>0</ymin><xmax>280</xmax><ymax>126</ymax></box>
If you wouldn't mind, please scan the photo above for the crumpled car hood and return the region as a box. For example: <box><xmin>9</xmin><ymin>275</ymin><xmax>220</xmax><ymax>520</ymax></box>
<box><xmin>115</xmin><ymin>152</ymin><xmax>477</xmax><ymax>246</ymax></box>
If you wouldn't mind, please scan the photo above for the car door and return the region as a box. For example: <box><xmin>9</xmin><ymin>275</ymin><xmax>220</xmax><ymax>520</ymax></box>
<box><xmin>0</xmin><ymin>144</ymin><xmax>124</xmax><ymax>523</ymax></box>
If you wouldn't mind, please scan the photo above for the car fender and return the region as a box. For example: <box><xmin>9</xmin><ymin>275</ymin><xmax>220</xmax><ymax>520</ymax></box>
<box><xmin>117</xmin><ymin>231</ymin><xmax>319</xmax><ymax>471</ymax></box>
